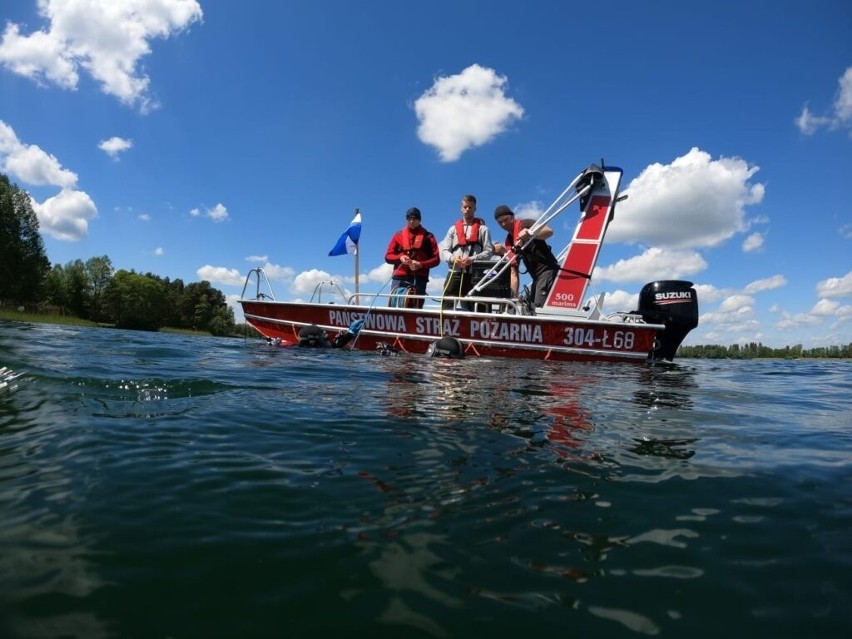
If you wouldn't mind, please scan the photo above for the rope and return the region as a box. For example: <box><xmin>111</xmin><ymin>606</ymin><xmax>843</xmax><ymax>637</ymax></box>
<box><xmin>438</xmin><ymin>259</ymin><xmax>460</xmax><ymax>337</ymax></box>
<box><xmin>349</xmin><ymin>275</ymin><xmax>394</xmax><ymax>349</ymax></box>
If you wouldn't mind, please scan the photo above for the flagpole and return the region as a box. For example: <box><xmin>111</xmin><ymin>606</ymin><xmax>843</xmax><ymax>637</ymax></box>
<box><xmin>354</xmin><ymin>208</ymin><xmax>360</xmax><ymax>301</ymax></box>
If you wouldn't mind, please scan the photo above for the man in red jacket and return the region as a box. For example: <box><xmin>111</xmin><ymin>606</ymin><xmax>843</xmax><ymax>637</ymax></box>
<box><xmin>384</xmin><ymin>207</ymin><xmax>440</xmax><ymax>308</ymax></box>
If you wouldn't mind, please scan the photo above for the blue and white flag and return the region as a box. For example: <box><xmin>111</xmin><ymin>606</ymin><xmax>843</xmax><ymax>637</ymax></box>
<box><xmin>328</xmin><ymin>212</ymin><xmax>362</xmax><ymax>256</ymax></box>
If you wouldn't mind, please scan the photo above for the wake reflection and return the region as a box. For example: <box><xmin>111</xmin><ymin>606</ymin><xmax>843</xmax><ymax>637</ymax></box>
<box><xmin>350</xmin><ymin>357</ymin><xmax>711</xmax><ymax>632</ymax></box>
<box><xmin>633</xmin><ymin>364</ymin><xmax>698</xmax><ymax>411</ymax></box>
<box><xmin>376</xmin><ymin>358</ymin><xmax>704</xmax><ymax>472</ymax></box>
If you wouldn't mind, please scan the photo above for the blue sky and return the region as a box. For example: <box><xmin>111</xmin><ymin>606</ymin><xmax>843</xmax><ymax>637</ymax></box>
<box><xmin>1</xmin><ymin>0</ymin><xmax>850</xmax><ymax>348</ymax></box>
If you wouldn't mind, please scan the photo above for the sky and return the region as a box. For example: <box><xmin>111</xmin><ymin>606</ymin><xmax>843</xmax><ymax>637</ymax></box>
<box><xmin>1</xmin><ymin>0</ymin><xmax>850</xmax><ymax>349</ymax></box>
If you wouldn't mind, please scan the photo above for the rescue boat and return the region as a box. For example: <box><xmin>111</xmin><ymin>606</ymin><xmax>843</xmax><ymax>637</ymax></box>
<box><xmin>239</xmin><ymin>164</ymin><xmax>699</xmax><ymax>363</ymax></box>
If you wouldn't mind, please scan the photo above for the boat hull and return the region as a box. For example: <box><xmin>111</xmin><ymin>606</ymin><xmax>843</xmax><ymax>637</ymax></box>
<box><xmin>240</xmin><ymin>300</ymin><xmax>662</xmax><ymax>363</ymax></box>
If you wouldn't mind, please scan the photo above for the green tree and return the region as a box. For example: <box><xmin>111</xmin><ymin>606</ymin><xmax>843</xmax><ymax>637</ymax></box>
<box><xmin>163</xmin><ymin>277</ymin><xmax>185</xmax><ymax>327</ymax></box>
<box><xmin>85</xmin><ymin>255</ymin><xmax>113</xmax><ymax>322</ymax></box>
<box><xmin>181</xmin><ymin>281</ymin><xmax>230</xmax><ymax>331</ymax></box>
<box><xmin>208</xmin><ymin>306</ymin><xmax>236</xmax><ymax>336</ymax></box>
<box><xmin>0</xmin><ymin>174</ymin><xmax>50</xmax><ymax>303</ymax></box>
<box><xmin>41</xmin><ymin>264</ymin><xmax>67</xmax><ymax>311</ymax></box>
<box><xmin>63</xmin><ymin>259</ymin><xmax>90</xmax><ymax>318</ymax></box>
<box><xmin>105</xmin><ymin>270</ymin><xmax>167</xmax><ymax>331</ymax></box>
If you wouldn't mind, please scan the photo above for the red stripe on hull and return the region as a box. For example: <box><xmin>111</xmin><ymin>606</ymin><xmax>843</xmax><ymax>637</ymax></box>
<box><xmin>241</xmin><ymin>301</ymin><xmax>659</xmax><ymax>364</ymax></box>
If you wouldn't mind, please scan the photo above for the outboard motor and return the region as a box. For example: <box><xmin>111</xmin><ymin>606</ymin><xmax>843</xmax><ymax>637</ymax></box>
<box><xmin>637</xmin><ymin>281</ymin><xmax>699</xmax><ymax>361</ymax></box>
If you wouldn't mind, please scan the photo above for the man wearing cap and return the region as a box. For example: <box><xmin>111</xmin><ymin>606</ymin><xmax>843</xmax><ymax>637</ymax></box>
<box><xmin>439</xmin><ymin>194</ymin><xmax>494</xmax><ymax>310</ymax></box>
<box><xmin>384</xmin><ymin>207</ymin><xmax>441</xmax><ymax>308</ymax></box>
<box><xmin>493</xmin><ymin>204</ymin><xmax>558</xmax><ymax>307</ymax></box>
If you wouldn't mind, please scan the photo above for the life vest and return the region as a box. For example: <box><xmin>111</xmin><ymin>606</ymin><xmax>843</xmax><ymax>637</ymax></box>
<box><xmin>402</xmin><ymin>227</ymin><xmax>426</xmax><ymax>256</ymax></box>
<box><xmin>400</xmin><ymin>227</ymin><xmax>434</xmax><ymax>269</ymax></box>
<box><xmin>453</xmin><ymin>218</ymin><xmax>484</xmax><ymax>248</ymax></box>
<box><xmin>504</xmin><ymin>219</ymin><xmax>525</xmax><ymax>266</ymax></box>
<box><xmin>506</xmin><ymin>219</ymin><xmax>557</xmax><ymax>276</ymax></box>
<box><xmin>392</xmin><ymin>227</ymin><xmax>434</xmax><ymax>286</ymax></box>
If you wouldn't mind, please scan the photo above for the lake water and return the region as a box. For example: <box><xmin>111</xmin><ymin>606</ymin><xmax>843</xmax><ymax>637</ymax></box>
<box><xmin>0</xmin><ymin>321</ymin><xmax>850</xmax><ymax>638</ymax></box>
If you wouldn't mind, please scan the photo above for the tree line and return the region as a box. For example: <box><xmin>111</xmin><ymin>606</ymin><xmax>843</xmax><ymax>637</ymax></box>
<box><xmin>678</xmin><ymin>343</ymin><xmax>852</xmax><ymax>359</ymax></box>
<box><xmin>1</xmin><ymin>172</ymin><xmax>235</xmax><ymax>335</ymax></box>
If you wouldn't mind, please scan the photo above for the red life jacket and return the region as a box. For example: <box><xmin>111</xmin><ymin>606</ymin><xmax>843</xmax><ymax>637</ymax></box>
<box><xmin>506</xmin><ymin>219</ymin><xmax>557</xmax><ymax>277</ymax></box>
<box><xmin>504</xmin><ymin>218</ymin><xmax>524</xmax><ymax>265</ymax></box>
<box><xmin>454</xmin><ymin>218</ymin><xmax>484</xmax><ymax>247</ymax></box>
<box><xmin>400</xmin><ymin>227</ymin><xmax>435</xmax><ymax>266</ymax></box>
<box><xmin>402</xmin><ymin>227</ymin><xmax>425</xmax><ymax>254</ymax></box>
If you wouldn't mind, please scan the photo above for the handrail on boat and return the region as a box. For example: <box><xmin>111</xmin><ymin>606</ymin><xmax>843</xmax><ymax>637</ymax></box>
<box><xmin>309</xmin><ymin>280</ymin><xmax>349</xmax><ymax>303</ymax></box>
<box><xmin>346</xmin><ymin>291</ymin><xmax>525</xmax><ymax>315</ymax></box>
<box><xmin>240</xmin><ymin>268</ymin><xmax>277</xmax><ymax>301</ymax></box>
<box><xmin>468</xmin><ymin>166</ymin><xmax>598</xmax><ymax>297</ymax></box>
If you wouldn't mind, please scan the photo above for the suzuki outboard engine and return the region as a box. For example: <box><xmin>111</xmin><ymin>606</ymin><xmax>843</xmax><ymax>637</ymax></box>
<box><xmin>637</xmin><ymin>280</ymin><xmax>699</xmax><ymax>361</ymax></box>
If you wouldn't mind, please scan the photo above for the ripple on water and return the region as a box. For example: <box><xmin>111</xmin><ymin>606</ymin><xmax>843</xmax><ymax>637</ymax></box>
<box><xmin>0</xmin><ymin>322</ymin><xmax>850</xmax><ymax>637</ymax></box>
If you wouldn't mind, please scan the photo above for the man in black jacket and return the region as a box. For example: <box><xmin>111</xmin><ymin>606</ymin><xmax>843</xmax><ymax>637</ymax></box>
<box><xmin>492</xmin><ymin>204</ymin><xmax>558</xmax><ymax>307</ymax></box>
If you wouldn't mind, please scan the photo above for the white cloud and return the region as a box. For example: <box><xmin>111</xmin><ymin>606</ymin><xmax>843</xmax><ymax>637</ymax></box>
<box><xmin>0</xmin><ymin>0</ymin><xmax>203</xmax><ymax>112</ymax></box>
<box><xmin>0</xmin><ymin>22</ymin><xmax>78</xmax><ymax>88</ymax></box>
<box><xmin>700</xmin><ymin>307</ymin><xmax>754</xmax><ymax>327</ymax></box>
<box><xmin>292</xmin><ymin>269</ymin><xmax>339</xmax><ymax>296</ymax></box>
<box><xmin>99</xmin><ymin>136</ymin><xmax>133</xmax><ymax>159</ymax></box>
<box><xmin>774</xmin><ymin>296</ymin><xmax>851</xmax><ymax>333</ymax></box>
<box><xmin>777</xmin><ymin>309</ymin><xmax>826</xmax><ymax>330</ymax></box>
<box><xmin>365</xmin><ymin>262</ymin><xmax>394</xmax><ymax>284</ymax></box>
<box><xmin>414</xmin><ymin>64</ymin><xmax>524</xmax><ymax>162</ymax></box>
<box><xmin>811</xmin><ymin>298</ymin><xmax>840</xmax><ymax>316</ymax></box>
<box><xmin>191</xmin><ymin>203</ymin><xmax>229</xmax><ymax>222</ymax></box>
<box><xmin>681</xmin><ymin>292</ymin><xmax>756</xmax><ymax>330</ymax></box>
<box><xmin>30</xmin><ymin>188</ymin><xmax>97</xmax><ymax>240</ymax></box>
<box><xmin>196</xmin><ymin>265</ymin><xmax>243</xmax><ymax>287</ymax></box>
<box><xmin>816</xmin><ymin>271</ymin><xmax>852</xmax><ymax>298</ymax></box>
<box><xmin>261</xmin><ymin>263</ymin><xmax>296</xmax><ymax>281</ymax></box>
<box><xmin>693</xmin><ymin>283</ymin><xmax>730</xmax><ymax>304</ymax></box>
<box><xmin>719</xmin><ymin>294</ymin><xmax>755</xmax><ymax>313</ymax></box>
<box><xmin>836</xmin><ymin>67</ymin><xmax>852</xmax><ymax>122</ymax></box>
<box><xmin>795</xmin><ymin>66</ymin><xmax>852</xmax><ymax>136</ymax></box>
<box><xmin>0</xmin><ymin>120</ymin><xmax>98</xmax><ymax>240</ymax></box>
<box><xmin>693</xmin><ymin>275</ymin><xmax>850</xmax><ymax>340</ymax></box>
<box><xmin>207</xmin><ymin>203</ymin><xmax>228</xmax><ymax>222</ymax></box>
<box><xmin>277</xmin><ymin>265</ymin><xmax>392</xmax><ymax>301</ymax></box>
<box><xmin>232</xmin><ymin>261</ymin><xmax>295</xmax><ymax>294</ymax></box>
<box><xmin>794</xmin><ymin>105</ymin><xmax>832</xmax><ymax>135</ymax></box>
<box><xmin>0</xmin><ymin>120</ymin><xmax>77</xmax><ymax>187</ymax></box>
<box><xmin>599</xmin><ymin>289</ymin><xmax>639</xmax><ymax>314</ymax></box>
<box><xmin>744</xmin><ymin>274</ymin><xmax>787</xmax><ymax>294</ymax></box>
<box><xmin>742</xmin><ymin>232</ymin><xmax>764</xmax><ymax>252</ymax></box>
<box><xmin>138</xmin><ymin>213</ymin><xmax>150</xmax><ymax>222</ymax></box>
<box><xmin>246</xmin><ymin>255</ymin><xmax>268</xmax><ymax>263</ymax></box>
<box><xmin>608</xmin><ymin>147</ymin><xmax>765</xmax><ymax>249</ymax></box>
<box><xmin>154</xmin><ymin>247</ymin><xmax>163</xmax><ymax>256</ymax></box>
<box><xmin>513</xmin><ymin>201</ymin><xmax>545</xmax><ymax>220</ymax></box>
<box><xmin>594</xmin><ymin>247</ymin><xmax>707</xmax><ymax>284</ymax></box>
<box><xmin>837</xmin><ymin>304</ymin><xmax>852</xmax><ymax>320</ymax></box>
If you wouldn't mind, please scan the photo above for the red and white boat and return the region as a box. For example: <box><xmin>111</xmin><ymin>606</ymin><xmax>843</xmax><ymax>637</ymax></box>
<box><xmin>239</xmin><ymin>164</ymin><xmax>698</xmax><ymax>363</ymax></box>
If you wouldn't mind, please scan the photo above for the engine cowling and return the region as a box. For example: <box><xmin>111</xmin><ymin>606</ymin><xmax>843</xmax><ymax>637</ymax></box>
<box><xmin>638</xmin><ymin>280</ymin><xmax>699</xmax><ymax>361</ymax></box>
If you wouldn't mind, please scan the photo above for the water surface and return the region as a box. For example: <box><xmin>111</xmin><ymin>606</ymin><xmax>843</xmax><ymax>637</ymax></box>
<box><xmin>0</xmin><ymin>321</ymin><xmax>850</xmax><ymax>637</ymax></box>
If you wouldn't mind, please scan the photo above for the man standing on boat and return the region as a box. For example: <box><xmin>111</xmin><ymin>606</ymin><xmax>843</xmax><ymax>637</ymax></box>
<box><xmin>440</xmin><ymin>194</ymin><xmax>494</xmax><ymax>310</ymax></box>
<box><xmin>492</xmin><ymin>204</ymin><xmax>558</xmax><ymax>307</ymax></box>
<box><xmin>384</xmin><ymin>207</ymin><xmax>441</xmax><ymax>309</ymax></box>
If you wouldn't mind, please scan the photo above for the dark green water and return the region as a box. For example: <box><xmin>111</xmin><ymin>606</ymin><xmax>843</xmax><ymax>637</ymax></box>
<box><xmin>0</xmin><ymin>321</ymin><xmax>850</xmax><ymax>638</ymax></box>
